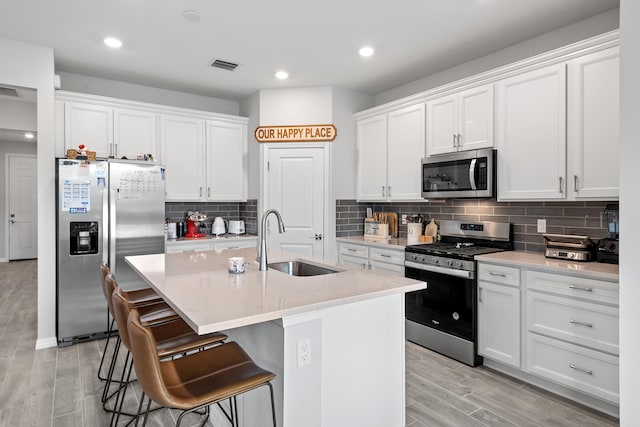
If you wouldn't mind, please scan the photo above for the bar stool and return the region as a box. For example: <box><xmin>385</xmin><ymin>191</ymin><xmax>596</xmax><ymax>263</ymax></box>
<box><xmin>127</xmin><ymin>310</ymin><xmax>277</xmax><ymax>427</ymax></box>
<box><xmin>98</xmin><ymin>263</ymin><xmax>166</xmax><ymax>382</ymax></box>
<box><xmin>101</xmin><ymin>273</ymin><xmax>181</xmax><ymax>407</ymax></box>
<box><xmin>109</xmin><ymin>285</ymin><xmax>228</xmax><ymax>426</ymax></box>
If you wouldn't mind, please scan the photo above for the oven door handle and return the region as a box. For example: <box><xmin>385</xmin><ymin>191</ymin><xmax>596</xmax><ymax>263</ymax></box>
<box><xmin>405</xmin><ymin>261</ymin><xmax>474</xmax><ymax>279</ymax></box>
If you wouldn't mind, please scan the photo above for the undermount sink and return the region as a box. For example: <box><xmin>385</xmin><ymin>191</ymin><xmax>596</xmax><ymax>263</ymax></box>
<box><xmin>268</xmin><ymin>260</ymin><xmax>342</xmax><ymax>277</ymax></box>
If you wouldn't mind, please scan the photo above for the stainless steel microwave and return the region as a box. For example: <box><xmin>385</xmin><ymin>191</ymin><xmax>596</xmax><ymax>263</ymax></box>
<box><xmin>422</xmin><ymin>148</ymin><xmax>496</xmax><ymax>199</ymax></box>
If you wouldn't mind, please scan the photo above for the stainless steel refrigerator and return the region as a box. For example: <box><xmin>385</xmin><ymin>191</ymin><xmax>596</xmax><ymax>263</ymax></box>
<box><xmin>56</xmin><ymin>159</ymin><xmax>166</xmax><ymax>346</ymax></box>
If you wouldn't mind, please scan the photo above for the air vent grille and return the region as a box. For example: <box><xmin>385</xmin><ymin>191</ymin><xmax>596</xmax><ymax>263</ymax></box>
<box><xmin>211</xmin><ymin>59</ymin><xmax>239</xmax><ymax>71</ymax></box>
<box><xmin>0</xmin><ymin>86</ymin><xmax>20</xmax><ymax>97</ymax></box>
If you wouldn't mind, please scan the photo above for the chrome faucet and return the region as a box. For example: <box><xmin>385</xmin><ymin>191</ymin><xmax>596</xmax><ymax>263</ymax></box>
<box><xmin>258</xmin><ymin>209</ymin><xmax>286</xmax><ymax>271</ymax></box>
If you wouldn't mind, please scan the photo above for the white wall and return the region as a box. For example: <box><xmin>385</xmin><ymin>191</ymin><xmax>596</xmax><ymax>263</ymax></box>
<box><xmin>618</xmin><ymin>0</ymin><xmax>638</xmax><ymax>424</ymax></box>
<box><xmin>0</xmin><ymin>98</ymin><xmax>36</xmax><ymax>130</ymax></box>
<box><xmin>375</xmin><ymin>8</ymin><xmax>620</xmax><ymax>105</ymax></box>
<box><xmin>57</xmin><ymin>71</ymin><xmax>239</xmax><ymax>115</ymax></box>
<box><xmin>0</xmin><ymin>141</ymin><xmax>37</xmax><ymax>261</ymax></box>
<box><xmin>258</xmin><ymin>87</ymin><xmax>333</xmax><ymax>126</ymax></box>
<box><xmin>0</xmin><ymin>37</ymin><xmax>56</xmax><ymax>349</ymax></box>
<box><xmin>239</xmin><ymin>92</ymin><xmax>261</xmax><ymax>199</ymax></box>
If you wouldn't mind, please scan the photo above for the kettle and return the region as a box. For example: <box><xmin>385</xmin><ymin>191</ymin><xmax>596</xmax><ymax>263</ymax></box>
<box><xmin>211</xmin><ymin>217</ymin><xmax>227</xmax><ymax>236</ymax></box>
<box><xmin>228</xmin><ymin>220</ymin><xmax>245</xmax><ymax>235</ymax></box>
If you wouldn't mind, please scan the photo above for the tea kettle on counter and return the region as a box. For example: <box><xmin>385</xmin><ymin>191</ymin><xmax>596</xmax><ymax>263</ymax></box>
<box><xmin>211</xmin><ymin>217</ymin><xmax>227</xmax><ymax>236</ymax></box>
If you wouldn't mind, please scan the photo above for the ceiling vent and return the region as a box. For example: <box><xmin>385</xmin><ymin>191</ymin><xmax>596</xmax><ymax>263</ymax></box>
<box><xmin>210</xmin><ymin>59</ymin><xmax>239</xmax><ymax>71</ymax></box>
<box><xmin>0</xmin><ymin>86</ymin><xmax>20</xmax><ymax>97</ymax></box>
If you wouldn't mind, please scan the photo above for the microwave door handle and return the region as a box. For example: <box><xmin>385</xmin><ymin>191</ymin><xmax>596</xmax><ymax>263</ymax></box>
<box><xmin>469</xmin><ymin>158</ymin><xmax>477</xmax><ymax>190</ymax></box>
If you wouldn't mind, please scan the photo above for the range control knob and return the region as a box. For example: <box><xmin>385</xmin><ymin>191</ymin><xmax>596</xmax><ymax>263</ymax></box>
<box><xmin>568</xmin><ymin>253</ymin><xmax>575</xmax><ymax>259</ymax></box>
<box><xmin>432</xmin><ymin>257</ymin><xmax>438</xmax><ymax>264</ymax></box>
<box><xmin>447</xmin><ymin>260</ymin><xmax>453</xmax><ymax>266</ymax></box>
<box><xmin>456</xmin><ymin>261</ymin><xmax>463</xmax><ymax>268</ymax></box>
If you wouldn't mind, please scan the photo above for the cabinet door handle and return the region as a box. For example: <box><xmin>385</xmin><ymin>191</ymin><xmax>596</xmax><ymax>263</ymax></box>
<box><xmin>479</xmin><ymin>287</ymin><xmax>483</xmax><ymax>302</ymax></box>
<box><xmin>569</xmin><ymin>319</ymin><xmax>593</xmax><ymax>328</ymax></box>
<box><xmin>574</xmin><ymin>175</ymin><xmax>579</xmax><ymax>193</ymax></box>
<box><xmin>569</xmin><ymin>364</ymin><xmax>593</xmax><ymax>375</ymax></box>
<box><xmin>114</xmin><ymin>143</ymin><xmax>118</xmax><ymax>156</ymax></box>
<box><xmin>199</xmin><ymin>187</ymin><xmax>202</xmax><ymax>197</ymax></box>
<box><xmin>388</xmin><ymin>186</ymin><xmax>391</xmax><ymax>198</ymax></box>
<box><xmin>207</xmin><ymin>187</ymin><xmax>211</xmax><ymax>197</ymax></box>
<box><xmin>559</xmin><ymin>176</ymin><xmax>563</xmax><ymax>193</ymax></box>
<box><xmin>569</xmin><ymin>285</ymin><xmax>593</xmax><ymax>292</ymax></box>
<box><xmin>452</xmin><ymin>134</ymin><xmax>456</xmax><ymax>148</ymax></box>
<box><xmin>488</xmin><ymin>272</ymin><xmax>506</xmax><ymax>277</ymax></box>
<box><xmin>382</xmin><ymin>186</ymin><xmax>385</xmax><ymax>197</ymax></box>
<box><xmin>457</xmin><ymin>134</ymin><xmax>462</xmax><ymax>148</ymax></box>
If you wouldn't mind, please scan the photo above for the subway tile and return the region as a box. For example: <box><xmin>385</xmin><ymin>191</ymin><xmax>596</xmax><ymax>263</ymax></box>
<box><xmin>525</xmin><ymin>207</ymin><xmax>565</xmax><ymax>216</ymax></box>
<box><xmin>493</xmin><ymin>206</ymin><xmax>526</xmax><ymax>216</ymax></box>
<box><xmin>465</xmin><ymin>206</ymin><xmax>495</xmax><ymax>215</ymax></box>
<box><xmin>547</xmin><ymin>217</ymin><xmax>586</xmax><ymax>227</ymax></box>
<box><xmin>563</xmin><ymin>207</ymin><xmax>605</xmax><ymax>218</ymax></box>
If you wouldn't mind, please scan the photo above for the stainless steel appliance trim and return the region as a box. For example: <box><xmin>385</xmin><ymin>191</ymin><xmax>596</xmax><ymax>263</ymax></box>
<box><xmin>469</xmin><ymin>158</ymin><xmax>477</xmax><ymax>190</ymax></box>
<box><xmin>405</xmin><ymin>260</ymin><xmax>473</xmax><ymax>279</ymax></box>
<box><xmin>406</xmin><ymin>319</ymin><xmax>478</xmax><ymax>367</ymax></box>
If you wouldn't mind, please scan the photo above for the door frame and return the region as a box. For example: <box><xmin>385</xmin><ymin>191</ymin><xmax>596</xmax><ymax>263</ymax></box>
<box><xmin>4</xmin><ymin>153</ymin><xmax>37</xmax><ymax>262</ymax></box>
<box><xmin>260</xmin><ymin>143</ymin><xmax>333</xmax><ymax>261</ymax></box>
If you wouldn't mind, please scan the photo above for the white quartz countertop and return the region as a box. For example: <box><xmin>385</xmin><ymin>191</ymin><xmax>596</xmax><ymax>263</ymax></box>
<box><xmin>166</xmin><ymin>234</ymin><xmax>257</xmax><ymax>244</ymax></box>
<box><xmin>125</xmin><ymin>247</ymin><xmax>425</xmax><ymax>335</ymax></box>
<box><xmin>336</xmin><ymin>235</ymin><xmax>409</xmax><ymax>249</ymax></box>
<box><xmin>476</xmin><ymin>251</ymin><xmax>619</xmax><ymax>282</ymax></box>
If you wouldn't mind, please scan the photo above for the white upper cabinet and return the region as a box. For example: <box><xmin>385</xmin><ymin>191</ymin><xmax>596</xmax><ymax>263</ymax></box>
<box><xmin>567</xmin><ymin>47</ymin><xmax>620</xmax><ymax>200</ymax></box>
<box><xmin>387</xmin><ymin>104</ymin><xmax>425</xmax><ymax>200</ymax></box>
<box><xmin>64</xmin><ymin>102</ymin><xmax>113</xmax><ymax>158</ymax></box>
<box><xmin>357</xmin><ymin>114</ymin><xmax>389</xmax><ymax>201</ymax></box>
<box><xmin>496</xmin><ymin>64</ymin><xmax>567</xmax><ymax>200</ymax></box>
<box><xmin>357</xmin><ymin>104</ymin><xmax>425</xmax><ymax>201</ymax></box>
<box><xmin>205</xmin><ymin>120</ymin><xmax>247</xmax><ymax>201</ymax></box>
<box><xmin>113</xmin><ymin>108</ymin><xmax>158</xmax><ymax>160</ymax></box>
<box><xmin>62</xmin><ymin>100</ymin><xmax>159</xmax><ymax>160</ymax></box>
<box><xmin>426</xmin><ymin>84</ymin><xmax>494</xmax><ymax>156</ymax></box>
<box><xmin>160</xmin><ymin>114</ymin><xmax>205</xmax><ymax>202</ymax></box>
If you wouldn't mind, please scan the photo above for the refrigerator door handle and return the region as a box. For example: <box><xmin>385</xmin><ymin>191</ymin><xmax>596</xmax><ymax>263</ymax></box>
<box><xmin>109</xmin><ymin>185</ymin><xmax>117</xmax><ymax>273</ymax></box>
<box><xmin>102</xmin><ymin>182</ymin><xmax>109</xmax><ymax>265</ymax></box>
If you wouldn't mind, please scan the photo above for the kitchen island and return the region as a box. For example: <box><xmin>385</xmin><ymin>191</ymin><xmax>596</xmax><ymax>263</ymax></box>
<box><xmin>126</xmin><ymin>247</ymin><xmax>425</xmax><ymax>427</ymax></box>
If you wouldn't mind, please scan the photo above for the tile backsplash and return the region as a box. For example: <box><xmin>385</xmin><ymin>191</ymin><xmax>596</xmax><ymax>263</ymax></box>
<box><xmin>165</xmin><ymin>200</ymin><xmax>258</xmax><ymax>235</ymax></box>
<box><xmin>336</xmin><ymin>199</ymin><xmax>614</xmax><ymax>253</ymax></box>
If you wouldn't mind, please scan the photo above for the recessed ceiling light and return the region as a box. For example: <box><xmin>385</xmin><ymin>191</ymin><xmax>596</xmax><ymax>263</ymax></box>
<box><xmin>104</xmin><ymin>37</ymin><xmax>123</xmax><ymax>48</ymax></box>
<box><xmin>359</xmin><ymin>46</ymin><xmax>375</xmax><ymax>57</ymax></box>
<box><xmin>24</xmin><ymin>132</ymin><xmax>34</xmax><ymax>139</ymax></box>
<box><xmin>275</xmin><ymin>71</ymin><xmax>289</xmax><ymax>80</ymax></box>
<box><xmin>182</xmin><ymin>10</ymin><xmax>201</xmax><ymax>22</ymax></box>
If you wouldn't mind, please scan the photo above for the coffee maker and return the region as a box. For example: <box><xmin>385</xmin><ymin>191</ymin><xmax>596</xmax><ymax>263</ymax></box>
<box><xmin>597</xmin><ymin>203</ymin><xmax>619</xmax><ymax>264</ymax></box>
<box><xmin>185</xmin><ymin>211</ymin><xmax>207</xmax><ymax>238</ymax></box>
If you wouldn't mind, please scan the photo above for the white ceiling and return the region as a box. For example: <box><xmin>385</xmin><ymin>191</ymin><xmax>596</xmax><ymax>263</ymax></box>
<box><xmin>0</xmin><ymin>0</ymin><xmax>619</xmax><ymax>102</ymax></box>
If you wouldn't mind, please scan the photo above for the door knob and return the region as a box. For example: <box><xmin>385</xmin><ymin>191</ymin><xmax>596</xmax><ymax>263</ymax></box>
<box><xmin>308</xmin><ymin>233</ymin><xmax>323</xmax><ymax>241</ymax></box>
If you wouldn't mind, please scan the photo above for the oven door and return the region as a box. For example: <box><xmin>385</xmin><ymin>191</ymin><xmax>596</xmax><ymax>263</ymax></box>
<box><xmin>404</xmin><ymin>261</ymin><xmax>477</xmax><ymax>342</ymax></box>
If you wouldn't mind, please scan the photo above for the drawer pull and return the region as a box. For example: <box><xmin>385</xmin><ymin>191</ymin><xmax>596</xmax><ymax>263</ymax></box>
<box><xmin>380</xmin><ymin>254</ymin><xmax>392</xmax><ymax>258</ymax></box>
<box><xmin>569</xmin><ymin>364</ymin><xmax>593</xmax><ymax>375</ymax></box>
<box><xmin>569</xmin><ymin>285</ymin><xmax>593</xmax><ymax>292</ymax></box>
<box><xmin>347</xmin><ymin>248</ymin><xmax>357</xmax><ymax>252</ymax></box>
<box><xmin>488</xmin><ymin>272</ymin><xmax>507</xmax><ymax>277</ymax></box>
<box><xmin>569</xmin><ymin>319</ymin><xmax>593</xmax><ymax>328</ymax></box>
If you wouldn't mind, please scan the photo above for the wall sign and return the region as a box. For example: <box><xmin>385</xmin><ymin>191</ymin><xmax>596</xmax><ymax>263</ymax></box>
<box><xmin>255</xmin><ymin>124</ymin><xmax>337</xmax><ymax>143</ymax></box>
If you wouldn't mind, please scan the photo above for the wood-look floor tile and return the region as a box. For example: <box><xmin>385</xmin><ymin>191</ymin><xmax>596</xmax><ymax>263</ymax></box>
<box><xmin>53</xmin><ymin>376</ymin><xmax>82</xmax><ymax>418</ymax></box>
<box><xmin>52</xmin><ymin>410</ymin><xmax>84</xmax><ymax>427</ymax></box>
<box><xmin>29</xmin><ymin>359</ymin><xmax>56</xmax><ymax>393</ymax></box>
<box><xmin>0</xmin><ymin>371</ymin><xmax>30</xmax><ymax>412</ymax></box>
<box><xmin>0</xmin><ymin>406</ymin><xmax>23</xmax><ymax>427</ymax></box>
<box><xmin>469</xmin><ymin>407</ymin><xmax>520</xmax><ymax>427</ymax></box>
<box><xmin>22</xmin><ymin>388</ymin><xmax>54</xmax><ymax>427</ymax></box>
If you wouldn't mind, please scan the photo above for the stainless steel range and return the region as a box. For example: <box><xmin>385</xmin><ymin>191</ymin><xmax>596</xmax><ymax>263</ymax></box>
<box><xmin>404</xmin><ymin>220</ymin><xmax>512</xmax><ymax>366</ymax></box>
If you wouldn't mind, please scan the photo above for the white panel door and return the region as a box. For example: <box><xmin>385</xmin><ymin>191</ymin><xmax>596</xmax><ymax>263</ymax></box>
<box><xmin>357</xmin><ymin>115</ymin><xmax>388</xmax><ymax>201</ymax></box>
<box><xmin>206</xmin><ymin>120</ymin><xmax>247</xmax><ymax>201</ymax></box>
<box><xmin>114</xmin><ymin>108</ymin><xmax>158</xmax><ymax>160</ymax></box>
<box><xmin>496</xmin><ymin>64</ymin><xmax>567</xmax><ymax>200</ymax></box>
<box><xmin>387</xmin><ymin>103</ymin><xmax>425</xmax><ymax>200</ymax></box>
<box><xmin>160</xmin><ymin>114</ymin><xmax>205</xmax><ymax>201</ymax></box>
<box><xmin>426</xmin><ymin>94</ymin><xmax>457</xmax><ymax>156</ymax></box>
<box><xmin>266</xmin><ymin>147</ymin><xmax>325</xmax><ymax>259</ymax></box>
<box><xmin>568</xmin><ymin>46</ymin><xmax>620</xmax><ymax>199</ymax></box>
<box><xmin>8</xmin><ymin>155</ymin><xmax>37</xmax><ymax>260</ymax></box>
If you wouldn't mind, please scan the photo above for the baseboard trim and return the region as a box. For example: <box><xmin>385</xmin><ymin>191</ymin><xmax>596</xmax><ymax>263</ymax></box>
<box><xmin>0</xmin><ymin>258</ymin><xmax>8</xmax><ymax>263</ymax></box>
<box><xmin>35</xmin><ymin>336</ymin><xmax>58</xmax><ymax>350</ymax></box>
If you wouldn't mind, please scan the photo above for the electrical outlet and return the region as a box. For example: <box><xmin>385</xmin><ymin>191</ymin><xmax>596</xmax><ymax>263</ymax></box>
<box><xmin>401</xmin><ymin>214</ymin><xmax>408</xmax><ymax>225</ymax></box>
<box><xmin>297</xmin><ymin>339</ymin><xmax>311</xmax><ymax>367</ymax></box>
<box><xmin>537</xmin><ymin>219</ymin><xmax>547</xmax><ymax>233</ymax></box>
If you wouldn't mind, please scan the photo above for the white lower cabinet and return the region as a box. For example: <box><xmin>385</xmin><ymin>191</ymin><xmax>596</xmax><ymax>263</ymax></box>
<box><xmin>477</xmin><ymin>263</ymin><xmax>521</xmax><ymax>368</ymax></box>
<box><xmin>478</xmin><ymin>260</ymin><xmax>619</xmax><ymax>407</ymax></box>
<box><xmin>337</xmin><ymin>241</ymin><xmax>404</xmax><ymax>277</ymax></box>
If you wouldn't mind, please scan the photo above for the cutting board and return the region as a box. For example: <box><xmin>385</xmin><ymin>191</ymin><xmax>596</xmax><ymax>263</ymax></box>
<box><xmin>425</xmin><ymin>218</ymin><xmax>438</xmax><ymax>238</ymax></box>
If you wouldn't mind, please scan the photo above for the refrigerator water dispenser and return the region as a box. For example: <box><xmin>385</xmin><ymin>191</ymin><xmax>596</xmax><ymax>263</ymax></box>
<box><xmin>69</xmin><ymin>221</ymin><xmax>99</xmax><ymax>255</ymax></box>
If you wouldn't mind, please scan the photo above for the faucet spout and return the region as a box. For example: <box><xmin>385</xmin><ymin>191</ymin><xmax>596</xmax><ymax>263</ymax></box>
<box><xmin>258</xmin><ymin>209</ymin><xmax>285</xmax><ymax>271</ymax></box>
